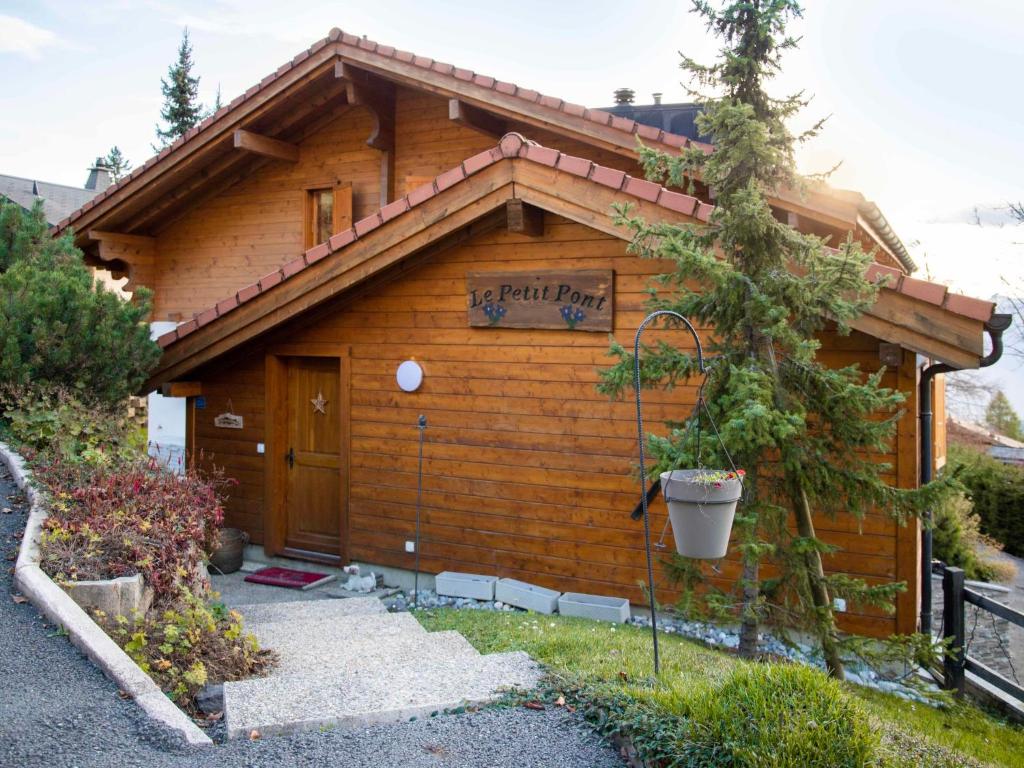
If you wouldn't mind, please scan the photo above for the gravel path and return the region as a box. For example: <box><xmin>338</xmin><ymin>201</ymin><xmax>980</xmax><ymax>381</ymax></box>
<box><xmin>0</xmin><ymin>465</ymin><xmax>623</xmax><ymax>768</ymax></box>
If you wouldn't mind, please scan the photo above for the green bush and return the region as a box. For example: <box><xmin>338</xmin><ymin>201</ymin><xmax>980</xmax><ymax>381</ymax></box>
<box><xmin>946</xmin><ymin>445</ymin><xmax>1024</xmax><ymax>558</ymax></box>
<box><xmin>0</xmin><ymin>385</ymin><xmax>145</xmax><ymax>465</ymax></box>
<box><xmin>931</xmin><ymin>491</ymin><xmax>1012</xmax><ymax>582</ymax></box>
<box><xmin>675</xmin><ymin>664</ymin><xmax>878</xmax><ymax>767</ymax></box>
<box><xmin>0</xmin><ymin>201</ymin><xmax>160</xmax><ymax>406</ymax></box>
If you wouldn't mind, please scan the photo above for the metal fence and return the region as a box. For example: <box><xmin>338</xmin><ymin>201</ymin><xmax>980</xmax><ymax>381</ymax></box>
<box><xmin>941</xmin><ymin>565</ymin><xmax>1024</xmax><ymax>703</ymax></box>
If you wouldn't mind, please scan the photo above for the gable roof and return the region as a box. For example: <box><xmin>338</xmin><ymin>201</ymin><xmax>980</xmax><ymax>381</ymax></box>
<box><xmin>1</xmin><ymin>173</ymin><xmax>99</xmax><ymax>226</ymax></box>
<box><xmin>147</xmin><ymin>133</ymin><xmax>993</xmax><ymax>390</ymax></box>
<box><xmin>54</xmin><ymin>27</ymin><xmax>912</xmax><ymax>271</ymax></box>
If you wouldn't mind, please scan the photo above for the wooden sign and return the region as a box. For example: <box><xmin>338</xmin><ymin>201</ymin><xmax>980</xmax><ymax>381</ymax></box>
<box><xmin>214</xmin><ymin>412</ymin><xmax>244</xmax><ymax>429</ymax></box>
<box><xmin>466</xmin><ymin>270</ymin><xmax>613</xmax><ymax>331</ymax></box>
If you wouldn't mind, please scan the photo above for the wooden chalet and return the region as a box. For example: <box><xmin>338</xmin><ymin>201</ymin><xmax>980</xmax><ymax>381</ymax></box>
<box><xmin>55</xmin><ymin>29</ymin><xmax>1003</xmax><ymax>638</ymax></box>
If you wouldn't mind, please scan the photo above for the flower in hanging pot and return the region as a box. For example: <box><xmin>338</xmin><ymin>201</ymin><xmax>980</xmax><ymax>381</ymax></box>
<box><xmin>659</xmin><ymin>468</ymin><xmax>744</xmax><ymax>559</ymax></box>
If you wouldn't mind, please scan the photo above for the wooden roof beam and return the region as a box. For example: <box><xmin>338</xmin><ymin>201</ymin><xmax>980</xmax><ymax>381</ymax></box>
<box><xmin>233</xmin><ymin>129</ymin><xmax>299</xmax><ymax>162</ymax></box>
<box><xmin>506</xmin><ymin>199</ymin><xmax>544</xmax><ymax>237</ymax></box>
<box><xmin>449</xmin><ymin>99</ymin><xmax>507</xmax><ymax>139</ymax></box>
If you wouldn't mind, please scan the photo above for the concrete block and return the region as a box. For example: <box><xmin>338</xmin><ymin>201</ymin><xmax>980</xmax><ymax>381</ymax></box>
<box><xmin>64</xmin><ymin>573</ymin><xmax>154</xmax><ymax>618</ymax></box>
<box><xmin>435</xmin><ymin>571</ymin><xmax>497</xmax><ymax>601</ymax></box>
<box><xmin>495</xmin><ymin>578</ymin><xmax>559</xmax><ymax>614</ymax></box>
<box><xmin>557</xmin><ymin>592</ymin><xmax>631</xmax><ymax>623</ymax></box>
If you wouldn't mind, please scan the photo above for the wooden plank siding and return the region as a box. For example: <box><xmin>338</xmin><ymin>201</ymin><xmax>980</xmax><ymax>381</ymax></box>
<box><xmin>189</xmin><ymin>215</ymin><xmax>917</xmax><ymax>638</ymax></box>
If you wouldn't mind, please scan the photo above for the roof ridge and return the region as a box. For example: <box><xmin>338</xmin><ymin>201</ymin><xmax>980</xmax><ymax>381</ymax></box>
<box><xmin>156</xmin><ymin>135</ymin><xmax>991</xmax><ymax>350</ymax></box>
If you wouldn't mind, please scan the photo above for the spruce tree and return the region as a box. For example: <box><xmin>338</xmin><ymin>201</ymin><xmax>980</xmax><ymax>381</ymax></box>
<box><xmin>154</xmin><ymin>29</ymin><xmax>203</xmax><ymax>149</ymax></box>
<box><xmin>103</xmin><ymin>146</ymin><xmax>132</xmax><ymax>183</ymax></box>
<box><xmin>985</xmin><ymin>390</ymin><xmax>1023</xmax><ymax>440</ymax></box>
<box><xmin>599</xmin><ymin>0</ymin><xmax>944</xmax><ymax>678</ymax></box>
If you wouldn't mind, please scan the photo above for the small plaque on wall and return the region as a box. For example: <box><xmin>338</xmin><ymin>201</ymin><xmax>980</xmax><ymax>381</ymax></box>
<box><xmin>466</xmin><ymin>270</ymin><xmax>613</xmax><ymax>331</ymax></box>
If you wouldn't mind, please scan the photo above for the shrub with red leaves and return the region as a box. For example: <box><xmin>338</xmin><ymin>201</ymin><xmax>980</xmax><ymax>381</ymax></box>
<box><xmin>35</xmin><ymin>453</ymin><xmax>233</xmax><ymax>604</ymax></box>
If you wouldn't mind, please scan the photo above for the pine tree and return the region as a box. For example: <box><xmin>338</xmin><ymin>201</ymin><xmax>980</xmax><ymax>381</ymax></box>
<box><xmin>599</xmin><ymin>0</ymin><xmax>945</xmax><ymax>678</ymax></box>
<box><xmin>103</xmin><ymin>146</ymin><xmax>132</xmax><ymax>183</ymax></box>
<box><xmin>985</xmin><ymin>390</ymin><xmax>1023</xmax><ymax>440</ymax></box>
<box><xmin>154</xmin><ymin>29</ymin><xmax>203</xmax><ymax>149</ymax></box>
<box><xmin>0</xmin><ymin>201</ymin><xmax>160</xmax><ymax>406</ymax></box>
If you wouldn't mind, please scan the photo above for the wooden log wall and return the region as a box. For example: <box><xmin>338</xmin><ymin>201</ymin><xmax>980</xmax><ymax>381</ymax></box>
<box><xmin>190</xmin><ymin>215</ymin><xmax>919</xmax><ymax>638</ymax></box>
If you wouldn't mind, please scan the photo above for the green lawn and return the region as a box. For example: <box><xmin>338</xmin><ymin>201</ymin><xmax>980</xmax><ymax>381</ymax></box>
<box><xmin>417</xmin><ymin>608</ymin><xmax>1024</xmax><ymax>768</ymax></box>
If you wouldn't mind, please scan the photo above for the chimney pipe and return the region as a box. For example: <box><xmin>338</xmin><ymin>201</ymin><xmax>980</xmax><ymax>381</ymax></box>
<box><xmin>652</xmin><ymin>92</ymin><xmax>663</xmax><ymax>105</ymax></box>
<box><xmin>613</xmin><ymin>88</ymin><xmax>635</xmax><ymax>105</ymax></box>
<box><xmin>84</xmin><ymin>157</ymin><xmax>112</xmax><ymax>193</ymax></box>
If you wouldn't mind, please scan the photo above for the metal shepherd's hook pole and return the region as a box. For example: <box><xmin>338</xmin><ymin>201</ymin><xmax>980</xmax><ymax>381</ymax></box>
<box><xmin>634</xmin><ymin>310</ymin><xmax>706</xmax><ymax>676</ymax></box>
<box><xmin>413</xmin><ymin>414</ymin><xmax>427</xmax><ymax>610</ymax></box>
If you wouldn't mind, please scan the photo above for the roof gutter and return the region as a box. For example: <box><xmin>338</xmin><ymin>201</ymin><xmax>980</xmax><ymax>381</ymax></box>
<box><xmin>919</xmin><ymin>312</ymin><xmax>1012</xmax><ymax>634</ymax></box>
<box><xmin>858</xmin><ymin>200</ymin><xmax>917</xmax><ymax>274</ymax></box>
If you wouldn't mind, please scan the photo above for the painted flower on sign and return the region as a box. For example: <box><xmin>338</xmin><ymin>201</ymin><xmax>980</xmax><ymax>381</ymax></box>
<box><xmin>482</xmin><ymin>302</ymin><xmax>507</xmax><ymax>326</ymax></box>
<box><xmin>560</xmin><ymin>305</ymin><xmax>586</xmax><ymax>329</ymax></box>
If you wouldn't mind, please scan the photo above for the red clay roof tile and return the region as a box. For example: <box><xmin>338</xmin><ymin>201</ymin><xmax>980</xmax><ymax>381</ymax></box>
<box><xmin>695</xmin><ymin>202</ymin><xmax>714</xmax><ymax>223</ymax></box>
<box><xmin>259</xmin><ymin>270</ymin><xmax>283</xmax><ymax>291</ymax></box>
<box><xmin>521</xmin><ymin>144</ymin><xmax>560</xmax><ymax>167</ymax></box>
<box><xmin>473</xmin><ymin>74</ymin><xmax>495</xmax><ymax>88</ymax></box>
<box><xmin>216</xmin><ymin>296</ymin><xmax>239</xmax><ymax>316</ymax></box>
<box><xmin>610</xmin><ymin>115</ymin><xmax>635</xmax><ymax>133</ymax></box>
<box><xmin>328</xmin><ymin>229</ymin><xmax>356</xmax><ymax>251</ymax></box>
<box><xmin>353</xmin><ymin>212</ymin><xmax>383</xmax><ymax>237</ymax></box>
<box><xmin>944</xmin><ymin>293</ymin><xmax>995</xmax><ymax>322</ymax></box>
<box><xmin>305</xmin><ymin>242</ymin><xmax>331</xmax><ymax>264</ymax></box>
<box><xmin>453</xmin><ymin>67</ymin><xmax>474</xmax><ymax>81</ymax></box>
<box><xmin>586</xmin><ymin>108</ymin><xmax>614</xmax><ymax>126</ymax></box>
<box><xmin>562</xmin><ymin>102</ymin><xmax>586</xmax><ymax>118</ymax></box>
<box><xmin>176</xmin><ymin>319</ymin><xmax>198</xmax><ymax>339</ymax></box>
<box><xmin>237</xmin><ymin>282</ymin><xmax>261</xmax><ymax>304</ymax></box>
<box><xmin>463</xmin><ymin>148</ymin><xmax>498</xmax><ymax>175</ymax></box>
<box><xmin>659</xmin><ymin>190</ymin><xmax>699</xmax><ymax>216</ymax></box>
<box><xmin>494</xmin><ymin>80</ymin><xmax>517</xmax><ymax>95</ymax></box>
<box><xmin>865</xmin><ymin>263</ymin><xmax>902</xmax><ymax>287</ymax></box>
<box><xmin>899</xmin><ymin>275</ymin><xmax>947</xmax><ymax>305</ymax></box>
<box><xmin>281</xmin><ymin>256</ymin><xmax>306</xmax><ymax>278</ymax></box>
<box><xmin>435</xmin><ymin>166</ymin><xmax>466</xmax><ymax>191</ymax></box>
<box><xmin>538</xmin><ymin>95</ymin><xmax>563</xmax><ymax>110</ymax></box>
<box><xmin>590</xmin><ymin>165</ymin><xmax>626</xmax><ymax>190</ymax></box>
<box><xmin>380</xmin><ymin>198</ymin><xmax>410</xmax><ymax>222</ymax></box>
<box><xmin>157</xmin><ymin>330</ymin><xmax>178</xmax><ymax>348</ymax></box>
<box><xmin>623</xmin><ymin>176</ymin><xmax>661</xmax><ymax>203</ymax></box>
<box><xmin>406</xmin><ymin>180</ymin><xmax>438</xmax><ymax>207</ymax></box>
<box><xmin>196</xmin><ymin>307</ymin><xmax>218</xmax><ymax>326</ymax></box>
<box><xmin>555</xmin><ymin>154</ymin><xmax>593</xmax><ymax>178</ymax></box>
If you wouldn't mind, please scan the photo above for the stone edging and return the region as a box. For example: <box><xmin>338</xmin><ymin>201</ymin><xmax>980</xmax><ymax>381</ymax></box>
<box><xmin>0</xmin><ymin>441</ymin><xmax>212</xmax><ymax>747</ymax></box>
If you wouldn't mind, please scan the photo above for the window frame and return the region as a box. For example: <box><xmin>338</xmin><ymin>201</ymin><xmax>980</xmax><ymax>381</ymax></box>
<box><xmin>303</xmin><ymin>181</ymin><xmax>352</xmax><ymax>249</ymax></box>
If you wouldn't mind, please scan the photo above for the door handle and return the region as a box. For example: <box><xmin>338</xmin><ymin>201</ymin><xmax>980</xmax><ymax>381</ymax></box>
<box><xmin>286</xmin><ymin>447</ymin><xmax>295</xmax><ymax>468</ymax></box>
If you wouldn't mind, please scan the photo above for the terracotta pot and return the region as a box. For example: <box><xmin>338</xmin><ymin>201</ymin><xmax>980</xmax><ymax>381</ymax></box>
<box><xmin>660</xmin><ymin>470</ymin><xmax>741</xmax><ymax>559</ymax></box>
<box><xmin>208</xmin><ymin>528</ymin><xmax>249</xmax><ymax>574</ymax></box>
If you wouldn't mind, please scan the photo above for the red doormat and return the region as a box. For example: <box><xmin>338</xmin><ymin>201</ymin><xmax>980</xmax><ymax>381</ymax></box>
<box><xmin>244</xmin><ymin>567</ymin><xmax>336</xmax><ymax>590</ymax></box>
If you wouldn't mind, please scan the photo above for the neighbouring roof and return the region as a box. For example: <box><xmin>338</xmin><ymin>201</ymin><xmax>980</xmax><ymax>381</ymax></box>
<box><xmin>948</xmin><ymin>417</ymin><xmax>1024</xmax><ymax>450</ymax></box>
<box><xmin>0</xmin><ymin>173</ymin><xmax>100</xmax><ymax>226</ymax></box>
<box><xmin>148</xmin><ymin>134</ymin><xmax>994</xmax><ymax>388</ymax></box>
<box><xmin>52</xmin><ymin>27</ymin><xmax>913</xmax><ymax>272</ymax></box>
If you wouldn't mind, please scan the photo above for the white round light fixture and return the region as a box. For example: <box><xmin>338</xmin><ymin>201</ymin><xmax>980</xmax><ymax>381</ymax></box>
<box><xmin>396</xmin><ymin>360</ymin><xmax>424</xmax><ymax>392</ymax></box>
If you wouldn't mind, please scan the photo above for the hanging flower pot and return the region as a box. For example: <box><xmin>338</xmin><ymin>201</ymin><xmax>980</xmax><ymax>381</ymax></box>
<box><xmin>660</xmin><ymin>469</ymin><xmax>744</xmax><ymax>559</ymax></box>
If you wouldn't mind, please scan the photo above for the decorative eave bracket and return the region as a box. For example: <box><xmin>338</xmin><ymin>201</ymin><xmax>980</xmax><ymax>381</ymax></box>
<box><xmin>336</xmin><ymin>60</ymin><xmax>396</xmax><ymax>206</ymax></box>
<box><xmin>86</xmin><ymin>230</ymin><xmax>157</xmax><ymax>300</ymax></box>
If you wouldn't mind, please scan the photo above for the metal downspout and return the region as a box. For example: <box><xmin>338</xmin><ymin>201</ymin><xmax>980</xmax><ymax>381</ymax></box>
<box><xmin>919</xmin><ymin>313</ymin><xmax>1011</xmax><ymax>634</ymax></box>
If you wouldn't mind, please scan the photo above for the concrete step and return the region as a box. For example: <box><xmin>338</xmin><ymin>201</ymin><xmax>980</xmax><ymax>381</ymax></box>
<box><xmin>232</xmin><ymin>596</ymin><xmax>384</xmax><ymax>626</ymax></box>
<box><xmin>253</xmin><ymin>620</ymin><xmax>475</xmax><ymax>678</ymax></box>
<box><xmin>223</xmin><ymin>650</ymin><xmax>542</xmax><ymax>739</ymax></box>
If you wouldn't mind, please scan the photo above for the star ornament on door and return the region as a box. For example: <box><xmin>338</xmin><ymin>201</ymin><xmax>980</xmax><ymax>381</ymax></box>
<box><xmin>311</xmin><ymin>390</ymin><xmax>328</xmax><ymax>414</ymax></box>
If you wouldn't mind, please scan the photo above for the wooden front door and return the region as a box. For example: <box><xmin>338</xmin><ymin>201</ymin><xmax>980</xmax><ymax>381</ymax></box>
<box><xmin>281</xmin><ymin>355</ymin><xmax>344</xmax><ymax>559</ymax></box>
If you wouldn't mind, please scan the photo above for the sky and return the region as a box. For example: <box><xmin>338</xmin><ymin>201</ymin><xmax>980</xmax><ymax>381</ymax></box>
<box><xmin>1</xmin><ymin>0</ymin><xmax>1022</xmax><ymax>406</ymax></box>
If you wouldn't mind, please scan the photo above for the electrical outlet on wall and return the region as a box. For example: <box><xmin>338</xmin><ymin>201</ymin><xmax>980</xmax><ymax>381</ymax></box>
<box><xmin>405</xmin><ymin>541</ymin><xmax>415</xmax><ymax>553</ymax></box>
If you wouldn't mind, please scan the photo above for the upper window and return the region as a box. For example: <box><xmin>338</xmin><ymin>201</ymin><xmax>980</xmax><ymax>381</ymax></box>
<box><xmin>304</xmin><ymin>183</ymin><xmax>352</xmax><ymax>249</ymax></box>
<box><xmin>308</xmin><ymin>188</ymin><xmax>334</xmax><ymax>248</ymax></box>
